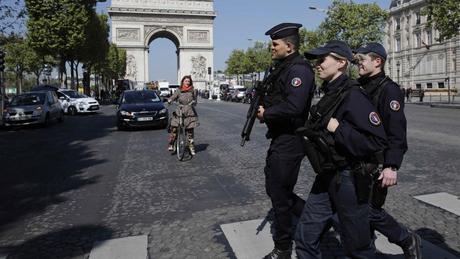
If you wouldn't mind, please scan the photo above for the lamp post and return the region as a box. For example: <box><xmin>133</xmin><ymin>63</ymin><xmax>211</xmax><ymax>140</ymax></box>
<box><xmin>396</xmin><ymin>62</ymin><xmax>401</xmax><ymax>86</ymax></box>
<box><xmin>308</xmin><ymin>6</ymin><xmax>328</xmax><ymax>13</ymax></box>
<box><xmin>445</xmin><ymin>77</ymin><xmax>451</xmax><ymax>103</ymax></box>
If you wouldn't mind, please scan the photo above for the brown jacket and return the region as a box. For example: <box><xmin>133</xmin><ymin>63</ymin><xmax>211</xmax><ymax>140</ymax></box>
<box><xmin>169</xmin><ymin>89</ymin><xmax>199</xmax><ymax>129</ymax></box>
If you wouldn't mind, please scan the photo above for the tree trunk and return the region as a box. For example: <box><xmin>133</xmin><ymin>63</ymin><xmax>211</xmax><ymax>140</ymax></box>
<box><xmin>19</xmin><ymin>74</ymin><xmax>23</xmax><ymax>94</ymax></box>
<box><xmin>70</xmin><ymin>60</ymin><xmax>75</xmax><ymax>90</ymax></box>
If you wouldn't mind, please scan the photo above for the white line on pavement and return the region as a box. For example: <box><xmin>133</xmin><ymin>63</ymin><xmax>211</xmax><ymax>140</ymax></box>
<box><xmin>88</xmin><ymin>235</ymin><xmax>148</xmax><ymax>259</ymax></box>
<box><xmin>221</xmin><ymin>218</ymin><xmax>458</xmax><ymax>259</ymax></box>
<box><xmin>414</xmin><ymin>192</ymin><xmax>460</xmax><ymax>216</ymax></box>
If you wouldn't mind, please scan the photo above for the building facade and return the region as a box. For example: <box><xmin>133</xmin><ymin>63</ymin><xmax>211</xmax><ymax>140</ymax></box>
<box><xmin>384</xmin><ymin>0</ymin><xmax>459</xmax><ymax>94</ymax></box>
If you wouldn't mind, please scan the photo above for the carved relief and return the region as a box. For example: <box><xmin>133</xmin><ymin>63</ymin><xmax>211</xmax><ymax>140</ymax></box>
<box><xmin>169</xmin><ymin>26</ymin><xmax>183</xmax><ymax>38</ymax></box>
<box><xmin>188</xmin><ymin>30</ymin><xmax>209</xmax><ymax>43</ymax></box>
<box><xmin>144</xmin><ymin>25</ymin><xmax>161</xmax><ymax>36</ymax></box>
<box><xmin>117</xmin><ymin>28</ymin><xmax>140</xmax><ymax>41</ymax></box>
<box><xmin>191</xmin><ymin>55</ymin><xmax>207</xmax><ymax>79</ymax></box>
<box><xmin>126</xmin><ymin>55</ymin><xmax>137</xmax><ymax>78</ymax></box>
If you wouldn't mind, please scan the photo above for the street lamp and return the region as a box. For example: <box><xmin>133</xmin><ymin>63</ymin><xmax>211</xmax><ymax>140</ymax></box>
<box><xmin>445</xmin><ymin>77</ymin><xmax>451</xmax><ymax>103</ymax></box>
<box><xmin>396</xmin><ymin>62</ymin><xmax>401</xmax><ymax>86</ymax></box>
<box><xmin>308</xmin><ymin>6</ymin><xmax>327</xmax><ymax>13</ymax></box>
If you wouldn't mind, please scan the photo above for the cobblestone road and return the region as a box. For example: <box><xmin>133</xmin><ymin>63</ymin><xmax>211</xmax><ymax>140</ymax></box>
<box><xmin>0</xmin><ymin>99</ymin><xmax>458</xmax><ymax>258</ymax></box>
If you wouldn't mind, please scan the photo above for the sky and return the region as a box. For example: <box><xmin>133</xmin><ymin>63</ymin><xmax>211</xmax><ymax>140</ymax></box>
<box><xmin>97</xmin><ymin>0</ymin><xmax>391</xmax><ymax>83</ymax></box>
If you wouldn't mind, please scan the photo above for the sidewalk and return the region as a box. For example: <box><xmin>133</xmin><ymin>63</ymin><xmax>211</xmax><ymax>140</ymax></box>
<box><xmin>405</xmin><ymin>95</ymin><xmax>460</xmax><ymax>109</ymax></box>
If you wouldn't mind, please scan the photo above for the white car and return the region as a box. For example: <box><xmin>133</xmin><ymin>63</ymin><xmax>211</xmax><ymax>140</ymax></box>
<box><xmin>57</xmin><ymin>90</ymin><xmax>100</xmax><ymax>115</ymax></box>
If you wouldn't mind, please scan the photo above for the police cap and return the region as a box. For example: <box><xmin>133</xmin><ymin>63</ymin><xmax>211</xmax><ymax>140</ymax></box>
<box><xmin>355</xmin><ymin>42</ymin><xmax>387</xmax><ymax>60</ymax></box>
<box><xmin>265</xmin><ymin>23</ymin><xmax>302</xmax><ymax>40</ymax></box>
<box><xmin>304</xmin><ymin>40</ymin><xmax>353</xmax><ymax>62</ymax></box>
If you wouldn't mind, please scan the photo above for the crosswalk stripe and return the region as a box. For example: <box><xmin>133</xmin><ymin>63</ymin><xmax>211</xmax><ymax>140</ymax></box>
<box><xmin>221</xmin><ymin>218</ymin><xmax>458</xmax><ymax>259</ymax></box>
<box><xmin>413</xmin><ymin>192</ymin><xmax>460</xmax><ymax>216</ymax></box>
<box><xmin>88</xmin><ymin>235</ymin><xmax>148</xmax><ymax>259</ymax></box>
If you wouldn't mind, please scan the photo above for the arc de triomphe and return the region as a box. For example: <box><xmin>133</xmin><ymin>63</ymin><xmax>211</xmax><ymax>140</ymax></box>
<box><xmin>108</xmin><ymin>0</ymin><xmax>216</xmax><ymax>89</ymax></box>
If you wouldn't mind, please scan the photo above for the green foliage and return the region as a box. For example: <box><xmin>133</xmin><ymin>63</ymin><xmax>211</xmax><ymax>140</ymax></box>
<box><xmin>422</xmin><ymin>0</ymin><xmax>460</xmax><ymax>41</ymax></box>
<box><xmin>318</xmin><ymin>0</ymin><xmax>388</xmax><ymax>49</ymax></box>
<box><xmin>225</xmin><ymin>49</ymin><xmax>246</xmax><ymax>76</ymax></box>
<box><xmin>103</xmin><ymin>43</ymin><xmax>126</xmax><ymax>81</ymax></box>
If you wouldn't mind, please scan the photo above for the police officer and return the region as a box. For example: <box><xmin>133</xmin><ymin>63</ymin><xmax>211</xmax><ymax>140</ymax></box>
<box><xmin>295</xmin><ymin>40</ymin><xmax>387</xmax><ymax>259</ymax></box>
<box><xmin>257</xmin><ymin>23</ymin><xmax>315</xmax><ymax>259</ymax></box>
<box><xmin>355</xmin><ymin>42</ymin><xmax>421</xmax><ymax>259</ymax></box>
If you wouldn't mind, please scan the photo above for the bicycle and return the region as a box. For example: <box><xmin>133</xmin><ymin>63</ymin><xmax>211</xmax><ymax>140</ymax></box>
<box><xmin>169</xmin><ymin>102</ymin><xmax>194</xmax><ymax>161</ymax></box>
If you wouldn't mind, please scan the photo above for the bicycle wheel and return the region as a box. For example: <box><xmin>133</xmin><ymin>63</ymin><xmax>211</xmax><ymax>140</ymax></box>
<box><xmin>176</xmin><ymin>124</ymin><xmax>187</xmax><ymax>161</ymax></box>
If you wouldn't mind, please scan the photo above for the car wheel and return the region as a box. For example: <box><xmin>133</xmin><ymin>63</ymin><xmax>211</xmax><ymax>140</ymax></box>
<box><xmin>58</xmin><ymin>111</ymin><xmax>64</xmax><ymax>123</ymax></box>
<box><xmin>68</xmin><ymin>106</ymin><xmax>77</xmax><ymax>116</ymax></box>
<box><xmin>43</xmin><ymin>113</ymin><xmax>50</xmax><ymax>127</ymax></box>
<box><xmin>117</xmin><ymin>120</ymin><xmax>125</xmax><ymax>131</ymax></box>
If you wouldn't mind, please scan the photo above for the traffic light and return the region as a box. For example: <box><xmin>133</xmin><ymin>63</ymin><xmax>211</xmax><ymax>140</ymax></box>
<box><xmin>0</xmin><ymin>50</ymin><xmax>5</xmax><ymax>72</ymax></box>
<box><xmin>207</xmin><ymin>66</ymin><xmax>212</xmax><ymax>75</ymax></box>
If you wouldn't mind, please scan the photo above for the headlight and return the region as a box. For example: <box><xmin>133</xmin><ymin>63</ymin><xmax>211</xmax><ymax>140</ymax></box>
<box><xmin>78</xmin><ymin>101</ymin><xmax>86</xmax><ymax>107</ymax></box>
<box><xmin>120</xmin><ymin>110</ymin><xmax>133</xmax><ymax>116</ymax></box>
<box><xmin>159</xmin><ymin>108</ymin><xmax>167</xmax><ymax>114</ymax></box>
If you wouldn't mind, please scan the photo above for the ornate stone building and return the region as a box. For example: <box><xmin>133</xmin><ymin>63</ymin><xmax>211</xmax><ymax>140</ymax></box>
<box><xmin>384</xmin><ymin>0</ymin><xmax>459</xmax><ymax>94</ymax></box>
<box><xmin>109</xmin><ymin>0</ymin><xmax>216</xmax><ymax>89</ymax></box>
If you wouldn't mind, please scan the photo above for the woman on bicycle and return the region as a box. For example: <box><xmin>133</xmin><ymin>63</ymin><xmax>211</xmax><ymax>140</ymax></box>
<box><xmin>167</xmin><ymin>75</ymin><xmax>199</xmax><ymax>155</ymax></box>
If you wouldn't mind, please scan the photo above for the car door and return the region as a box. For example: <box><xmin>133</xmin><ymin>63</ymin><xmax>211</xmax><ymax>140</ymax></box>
<box><xmin>47</xmin><ymin>92</ymin><xmax>59</xmax><ymax>119</ymax></box>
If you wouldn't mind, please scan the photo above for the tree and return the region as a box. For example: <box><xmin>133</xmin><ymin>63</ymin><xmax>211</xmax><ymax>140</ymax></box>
<box><xmin>318</xmin><ymin>0</ymin><xmax>388</xmax><ymax>49</ymax></box>
<box><xmin>423</xmin><ymin>0</ymin><xmax>460</xmax><ymax>41</ymax></box>
<box><xmin>25</xmin><ymin>0</ymin><xmax>105</xmax><ymax>88</ymax></box>
<box><xmin>5</xmin><ymin>39</ymin><xmax>28</xmax><ymax>94</ymax></box>
<box><xmin>225</xmin><ymin>49</ymin><xmax>246</xmax><ymax>85</ymax></box>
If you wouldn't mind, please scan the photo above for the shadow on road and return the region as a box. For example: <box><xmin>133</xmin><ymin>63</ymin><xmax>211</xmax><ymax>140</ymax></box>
<box><xmin>0</xmin><ymin>225</ymin><xmax>113</xmax><ymax>258</ymax></box>
<box><xmin>0</xmin><ymin>110</ymin><xmax>115</xmax><ymax>231</ymax></box>
<box><xmin>195</xmin><ymin>143</ymin><xmax>209</xmax><ymax>153</ymax></box>
<box><xmin>416</xmin><ymin>227</ymin><xmax>460</xmax><ymax>257</ymax></box>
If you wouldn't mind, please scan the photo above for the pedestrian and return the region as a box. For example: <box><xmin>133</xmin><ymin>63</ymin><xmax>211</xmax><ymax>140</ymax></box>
<box><xmin>419</xmin><ymin>89</ymin><xmax>424</xmax><ymax>103</ymax></box>
<box><xmin>167</xmin><ymin>75</ymin><xmax>199</xmax><ymax>155</ymax></box>
<box><xmin>406</xmin><ymin>87</ymin><xmax>412</xmax><ymax>102</ymax></box>
<box><xmin>295</xmin><ymin>40</ymin><xmax>387</xmax><ymax>259</ymax></box>
<box><xmin>355</xmin><ymin>42</ymin><xmax>421</xmax><ymax>258</ymax></box>
<box><xmin>257</xmin><ymin>23</ymin><xmax>316</xmax><ymax>259</ymax></box>
<box><xmin>401</xmin><ymin>88</ymin><xmax>406</xmax><ymax>102</ymax></box>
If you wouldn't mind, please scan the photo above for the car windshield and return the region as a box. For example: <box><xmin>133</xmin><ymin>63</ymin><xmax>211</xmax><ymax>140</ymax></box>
<box><xmin>10</xmin><ymin>93</ymin><xmax>46</xmax><ymax>106</ymax></box>
<box><xmin>62</xmin><ymin>90</ymin><xmax>87</xmax><ymax>98</ymax></box>
<box><xmin>122</xmin><ymin>91</ymin><xmax>161</xmax><ymax>104</ymax></box>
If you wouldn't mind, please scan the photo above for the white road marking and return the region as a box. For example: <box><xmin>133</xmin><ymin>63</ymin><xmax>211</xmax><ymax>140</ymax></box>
<box><xmin>221</xmin><ymin>218</ymin><xmax>458</xmax><ymax>259</ymax></box>
<box><xmin>414</xmin><ymin>192</ymin><xmax>460</xmax><ymax>216</ymax></box>
<box><xmin>88</xmin><ymin>235</ymin><xmax>148</xmax><ymax>259</ymax></box>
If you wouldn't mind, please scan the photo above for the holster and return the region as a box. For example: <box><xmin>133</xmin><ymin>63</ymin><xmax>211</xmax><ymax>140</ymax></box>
<box><xmin>370</xmin><ymin>170</ymin><xmax>388</xmax><ymax>208</ymax></box>
<box><xmin>352</xmin><ymin>162</ymin><xmax>376</xmax><ymax>204</ymax></box>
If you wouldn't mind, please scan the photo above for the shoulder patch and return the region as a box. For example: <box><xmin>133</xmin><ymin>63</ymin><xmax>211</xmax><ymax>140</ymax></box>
<box><xmin>389</xmin><ymin>100</ymin><xmax>400</xmax><ymax>111</ymax></box>
<box><xmin>369</xmin><ymin>112</ymin><xmax>381</xmax><ymax>126</ymax></box>
<box><xmin>291</xmin><ymin>77</ymin><xmax>302</xmax><ymax>87</ymax></box>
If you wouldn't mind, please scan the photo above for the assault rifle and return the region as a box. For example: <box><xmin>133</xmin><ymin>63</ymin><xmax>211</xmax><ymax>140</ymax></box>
<box><xmin>240</xmin><ymin>68</ymin><xmax>271</xmax><ymax>146</ymax></box>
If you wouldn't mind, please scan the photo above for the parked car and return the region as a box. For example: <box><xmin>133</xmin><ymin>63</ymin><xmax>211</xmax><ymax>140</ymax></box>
<box><xmin>231</xmin><ymin>86</ymin><xmax>246</xmax><ymax>102</ymax></box>
<box><xmin>3</xmin><ymin>91</ymin><xmax>64</xmax><ymax>127</ymax></box>
<box><xmin>116</xmin><ymin>90</ymin><xmax>168</xmax><ymax>130</ymax></box>
<box><xmin>56</xmin><ymin>89</ymin><xmax>100</xmax><ymax>115</ymax></box>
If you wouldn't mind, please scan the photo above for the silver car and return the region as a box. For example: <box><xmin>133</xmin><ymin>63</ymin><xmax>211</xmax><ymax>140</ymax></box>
<box><xmin>3</xmin><ymin>91</ymin><xmax>64</xmax><ymax>127</ymax></box>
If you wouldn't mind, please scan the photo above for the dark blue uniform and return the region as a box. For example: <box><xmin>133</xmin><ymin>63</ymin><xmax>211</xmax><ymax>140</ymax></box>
<box><xmin>295</xmin><ymin>74</ymin><xmax>387</xmax><ymax>259</ymax></box>
<box><xmin>359</xmin><ymin>72</ymin><xmax>411</xmax><ymax>246</ymax></box>
<box><xmin>263</xmin><ymin>52</ymin><xmax>315</xmax><ymax>251</ymax></box>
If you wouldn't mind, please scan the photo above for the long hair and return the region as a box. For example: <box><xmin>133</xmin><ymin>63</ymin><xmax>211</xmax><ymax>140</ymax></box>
<box><xmin>180</xmin><ymin>75</ymin><xmax>193</xmax><ymax>87</ymax></box>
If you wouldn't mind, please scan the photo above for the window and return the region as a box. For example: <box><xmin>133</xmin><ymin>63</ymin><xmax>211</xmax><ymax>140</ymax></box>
<box><xmin>416</xmin><ymin>84</ymin><xmax>421</xmax><ymax>89</ymax></box>
<box><xmin>427</xmin><ymin>83</ymin><xmax>433</xmax><ymax>88</ymax></box>
<box><xmin>395</xmin><ymin>17</ymin><xmax>401</xmax><ymax>30</ymax></box>
<box><xmin>415</xmin><ymin>32</ymin><xmax>421</xmax><ymax>48</ymax></box>
<box><xmin>415</xmin><ymin>12</ymin><xmax>421</xmax><ymax>25</ymax></box>
<box><xmin>426</xmin><ymin>29</ymin><xmax>433</xmax><ymax>45</ymax></box>
<box><xmin>438</xmin><ymin>82</ymin><xmax>445</xmax><ymax>88</ymax></box>
<box><xmin>395</xmin><ymin>36</ymin><xmax>401</xmax><ymax>52</ymax></box>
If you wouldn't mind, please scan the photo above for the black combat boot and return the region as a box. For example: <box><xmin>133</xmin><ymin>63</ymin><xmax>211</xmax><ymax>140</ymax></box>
<box><xmin>401</xmin><ymin>231</ymin><xmax>422</xmax><ymax>259</ymax></box>
<box><xmin>263</xmin><ymin>247</ymin><xmax>292</xmax><ymax>259</ymax></box>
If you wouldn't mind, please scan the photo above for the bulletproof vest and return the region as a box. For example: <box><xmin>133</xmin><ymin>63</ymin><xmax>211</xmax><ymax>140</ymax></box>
<box><xmin>365</xmin><ymin>76</ymin><xmax>392</xmax><ymax>108</ymax></box>
<box><xmin>264</xmin><ymin>55</ymin><xmax>313</xmax><ymax>108</ymax></box>
<box><xmin>304</xmin><ymin>79</ymin><xmax>362</xmax><ymax>169</ymax></box>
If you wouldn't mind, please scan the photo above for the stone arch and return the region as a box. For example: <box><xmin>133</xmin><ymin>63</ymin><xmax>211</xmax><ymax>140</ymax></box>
<box><xmin>109</xmin><ymin>0</ymin><xmax>216</xmax><ymax>90</ymax></box>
